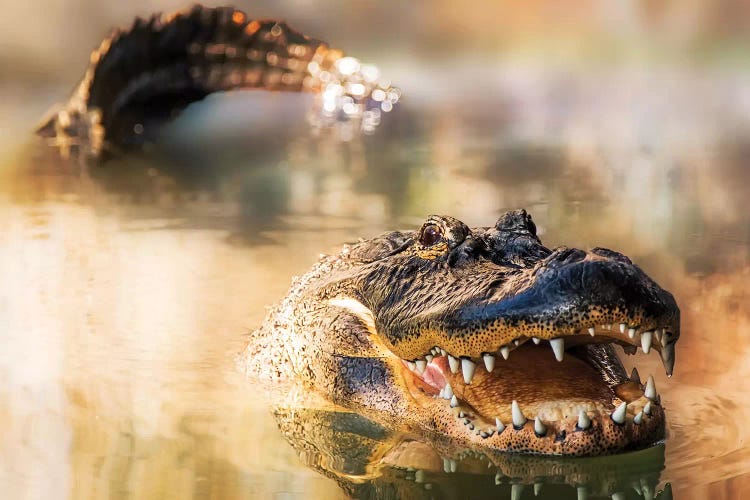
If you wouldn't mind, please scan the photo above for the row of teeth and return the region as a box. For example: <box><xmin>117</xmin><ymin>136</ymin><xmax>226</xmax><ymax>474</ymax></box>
<box><xmin>437</xmin><ymin>371</ymin><xmax>659</xmax><ymax>438</ymax></box>
<box><xmin>406</xmin><ymin>323</ymin><xmax>675</xmax><ymax>385</ymax></box>
<box><xmin>413</xmin><ymin>465</ymin><xmax>661</xmax><ymax>500</ymax></box>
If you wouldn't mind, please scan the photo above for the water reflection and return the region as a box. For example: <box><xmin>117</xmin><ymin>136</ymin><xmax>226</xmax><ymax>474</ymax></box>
<box><xmin>2</xmin><ymin>71</ymin><xmax>750</xmax><ymax>499</ymax></box>
<box><xmin>274</xmin><ymin>407</ymin><xmax>671</xmax><ymax>499</ymax></box>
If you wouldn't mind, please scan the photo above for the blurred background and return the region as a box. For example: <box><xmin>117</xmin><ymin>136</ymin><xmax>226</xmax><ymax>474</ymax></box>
<box><xmin>1</xmin><ymin>1</ymin><xmax>749</xmax><ymax>499</ymax></box>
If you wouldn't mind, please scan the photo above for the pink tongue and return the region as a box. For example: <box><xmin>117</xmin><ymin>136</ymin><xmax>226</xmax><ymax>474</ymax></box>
<box><xmin>420</xmin><ymin>361</ymin><xmax>448</xmax><ymax>390</ymax></box>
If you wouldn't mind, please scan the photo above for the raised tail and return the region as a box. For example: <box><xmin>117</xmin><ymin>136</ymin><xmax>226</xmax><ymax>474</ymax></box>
<box><xmin>37</xmin><ymin>5</ymin><xmax>398</xmax><ymax>157</ymax></box>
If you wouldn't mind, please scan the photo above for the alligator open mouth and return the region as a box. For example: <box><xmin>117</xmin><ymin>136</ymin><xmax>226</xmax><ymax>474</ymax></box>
<box><xmin>396</xmin><ymin>319</ymin><xmax>674</xmax><ymax>455</ymax></box>
<box><xmin>336</xmin><ymin>211</ymin><xmax>681</xmax><ymax>455</ymax></box>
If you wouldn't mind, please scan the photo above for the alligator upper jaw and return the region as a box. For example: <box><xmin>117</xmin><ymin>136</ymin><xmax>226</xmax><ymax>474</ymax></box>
<box><xmin>397</xmin><ymin>324</ymin><xmax>671</xmax><ymax>456</ymax></box>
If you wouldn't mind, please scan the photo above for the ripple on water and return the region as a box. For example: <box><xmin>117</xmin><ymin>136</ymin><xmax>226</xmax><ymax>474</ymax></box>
<box><xmin>667</xmin><ymin>389</ymin><xmax>750</xmax><ymax>483</ymax></box>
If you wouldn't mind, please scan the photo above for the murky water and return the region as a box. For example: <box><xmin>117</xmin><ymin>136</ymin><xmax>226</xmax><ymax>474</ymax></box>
<box><xmin>2</xmin><ymin>69</ymin><xmax>750</xmax><ymax>500</ymax></box>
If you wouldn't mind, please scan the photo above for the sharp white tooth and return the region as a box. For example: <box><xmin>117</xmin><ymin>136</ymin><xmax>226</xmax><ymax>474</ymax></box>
<box><xmin>414</xmin><ymin>470</ymin><xmax>424</xmax><ymax>483</ymax></box>
<box><xmin>500</xmin><ymin>345</ymin><xmax>510</xmax><ymax>360</ymax></box>
<box><xmin>645</xmin><ymin>375</ymin><xmax>657</xmax><ymax>400</ymax></box>
<box><xmin>532</xmin><ymin>337</ymin><xmax>541</xmax><ymax>344</ymax></box>
<box><xmin>577</xmin><ymin>486</ymin><xmax>588</xmax><ymax>500</ymax></box>
<box><xmin>654</xmin><ymin>329</ymin><xmax>663</xmax><ymax>343</ymax></box>
<box><xmin>483</xmin><ymin>353</ymin><xmax>495</xmax><ymax>372</ymax></box>
<box><xmin>461</xmin><ymin>358</ymin><xmax>476</xmax><ymax>384</ymax></box>
<box><xmin>438</xmin><ymin>387</ymin><xmax>445</xmax><ymax>399</ymax></box>
<box><xmin>450</xmin><ymin>395</ymin><xmax>458</xmax><ymax>408</ymax></box>
<box><xmin>577</xmin><ymin>410</ymin><xmax>591</xmax><ymax>429</ymax></box>
<box><xmin>448</xmin><ymin>355</ymin><xmax>460</xmax><ymax>374</ymax></box>
<box><xmin>620</xmin><ymin>323</ymin><xmax>627</xmax><ymax>333</ymax></box>
<box><xmin>512</xmin><ymin>400</ymin><xmax>527</xmax><ymax>428</ymax></box>
<box><xmin>588</xmin><ymin>327</ymin><xmax>596</xmax><ymax>336</ymax></box>
<box><xmin>630</xmin><ymin>367</ymin><xmax>641</xmax><ymax>383</ymax></box>
<box><xmin>511</xmin><ymin>484</ymin><xmax>524</xmax><ymax>500</ymax></box>
<box><xmin>549</xmin><ymin>338</ymin><xmax>565</xmax><ymax>362</ymax></box>
<box><xmin>644</xmin><ymin>401</ymin><xmax>652</xmax><ymax>415</ymax></box>
<box><xmin>641</xmin><ymin>331</ymin><xmax>653</xmax><ymax>354</ymax></box>
<box><xmin>534</xmin><ymin>416</ymin><xmax>546</xmax><ymax>436</ymax></box>
<box><xmin>444</xmin><ymin>383</ymin><xmax>454</xmax><ymax>400</ymax></box>
<box><xmin>496</xmin><ymin>418</ymin><xmax>505</xmax><ymax>433</ymax></box>
<box><xmin>634</xmin><ymin>411</ymin><xmax>644</xmax><ymax>424</ymax></box>
<box><xmin>534</xmin><ymin>482</ymin><xmax>543</xmax><ymax>496</ymax></box>
<box><xmin>628</xmin><ymin>328</ymin><xmax>637</xmax><ymax>339</ymax></box>
<box><xmin>641</xmin><ymin>480</ymin><xmax>654</xmax><ymax>500</ymax></box>
<box><xmin>415</xmin><ymin>359</ymin><xmax>427</xmax><ymax>374</ymax></box>
<box><xmin>406</xmin><ymin>361</ymin><xmax>416</xmax><ymax>371</ymax></box>
<box><xmin>632</xmin><ymin>481</ymin><xmax>643</xmax><ymax>495</ymax></box>
<box><xmin>443</xmin><ymin>458</ymin><xmax>451</xmax><ymax>473</ymax></box>
<box><xmin>440</xmin><ymin>348</ymin><xmax>447</xmax><ymax>356</ymax></box>
<box><xmin>425</xmin><ymin>354</ymin><xmax>434</xmax><ymax>363</ymax></box>
<box><xmin>660</xmin><ymin>342</ymin><xmax>675</xmax><ymax>377</ymax></box>
<box><xmin>495</xmin><ymin>472</ymin><xmax>502</xmax><ymax>485</ymax></box>
<box><xmin>611</xmin><ymin>402</ymin><xmax>627</xmax><ymax>424</ymax></box>
<box><xmin>449</xmin><ymin>459</ymin><xmax>457</xmax><ymax>473</ymax></box>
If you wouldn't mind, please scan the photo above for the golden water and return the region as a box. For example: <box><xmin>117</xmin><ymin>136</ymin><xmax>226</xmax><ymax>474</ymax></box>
<box><xmin>1</xmin><ymin>82</ymin><xmax>749</xmax><ymax>499</ymax></box>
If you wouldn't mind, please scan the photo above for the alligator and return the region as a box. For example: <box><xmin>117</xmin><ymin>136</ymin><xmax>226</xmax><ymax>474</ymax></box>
<box><xmin>36</xmin><ymin>4</ymin><xmax>399</xmax><ymax>158</ymax></box>
<box><xmin>243</xmin><ymin>210</ymin><xmax>680</xmax><ymax>456</ymax></box>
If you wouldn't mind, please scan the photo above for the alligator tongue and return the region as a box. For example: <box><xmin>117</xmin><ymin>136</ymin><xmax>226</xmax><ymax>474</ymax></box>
<box><xmin>432</xmin><ymin>344</ymin><xmax>619</xmax><ymax>421</ymax></box>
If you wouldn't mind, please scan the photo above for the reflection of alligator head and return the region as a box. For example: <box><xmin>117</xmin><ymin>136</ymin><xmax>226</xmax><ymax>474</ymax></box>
<box><xmin>36</xmin><ymin>5</ymin><xmax>399</xmax><ymax>158</ymax></box>
<box><xmin>273</xmin><ymin>406</ymin><xmax>675</xmax><ymax>499</ymax></box>
<box><xmin>243</xmin><ymin>210</ymin><xmax>680</xmax><ymax>456</ymax></box>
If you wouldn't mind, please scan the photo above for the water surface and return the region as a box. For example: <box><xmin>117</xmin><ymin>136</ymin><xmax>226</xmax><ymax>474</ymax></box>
<box><xmin>1</xmin><ymin>69</ymin><xmax>750</xmax><ymax>500</ymax></box>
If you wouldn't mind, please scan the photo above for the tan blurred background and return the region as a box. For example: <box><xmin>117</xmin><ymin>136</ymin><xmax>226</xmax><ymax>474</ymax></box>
<box><xmin>1</xmin><ymin>1</ymin><xmax>750</xmax><ymax>500</ymax></box>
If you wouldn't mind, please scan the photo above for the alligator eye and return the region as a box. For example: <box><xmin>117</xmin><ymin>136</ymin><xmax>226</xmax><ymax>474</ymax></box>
<box><xmin>420</xmin><ymin>224</ymin><xmax>443</xmax><ymax>247</ymax></box>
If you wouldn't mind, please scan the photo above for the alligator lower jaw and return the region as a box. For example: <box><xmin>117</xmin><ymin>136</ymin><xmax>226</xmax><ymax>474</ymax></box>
<box><xmin>397</xmin><ymin>326</ymin><xmax>670</xmax><ymax>456</ymax></box>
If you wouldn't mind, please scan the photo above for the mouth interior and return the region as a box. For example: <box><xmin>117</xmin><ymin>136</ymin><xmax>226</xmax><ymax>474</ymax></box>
<box><xmin>399</xmin><ymin>323</ymin><xmax>673</xmax><ymax>435</ymax></box>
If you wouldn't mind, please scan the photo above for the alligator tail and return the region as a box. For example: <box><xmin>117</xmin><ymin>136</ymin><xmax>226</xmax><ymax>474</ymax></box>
<box><xmin>36</xmin><ymin>5</ymin><xmax>347</xmax><ymax>155</ymax></box>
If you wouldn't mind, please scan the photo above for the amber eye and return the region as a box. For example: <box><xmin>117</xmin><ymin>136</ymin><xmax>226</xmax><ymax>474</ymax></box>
<box><xmin>420</xmin><ymin>224</ymin><xmax>443</xmax><ymax>246</ymax></box>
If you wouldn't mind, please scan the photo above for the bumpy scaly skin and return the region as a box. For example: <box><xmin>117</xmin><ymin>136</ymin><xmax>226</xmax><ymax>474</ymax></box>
<box><xmin>38</xmin><ymin>6</ymin><xmax>324</xmax><ymax>155</ymax></box>
<box><xmin>36</xmin><ymin>5</ymin><xmax>396</xmax><ymax>157</ymax></box>
<box><xmin>243</xmin><ymin>210</ymin><xmax>680</xmax><ymax>456</ymax></box>
<box><xmin>244</xmin><ymin>243</ymin><xmax>414</xmax><ymax>419</ymax></box>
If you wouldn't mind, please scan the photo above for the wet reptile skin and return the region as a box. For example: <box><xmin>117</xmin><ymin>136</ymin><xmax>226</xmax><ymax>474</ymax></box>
<box><xmin>243</xmin><ymin>210</ymin><xmax>679</xmax><ymax>456</ymax></box>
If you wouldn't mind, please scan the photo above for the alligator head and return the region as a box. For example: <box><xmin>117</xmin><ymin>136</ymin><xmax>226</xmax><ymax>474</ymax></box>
<box><xmin>244</xmin><ymin>209</ymin><xmax>680</xmax><ymax>456</ymax></box>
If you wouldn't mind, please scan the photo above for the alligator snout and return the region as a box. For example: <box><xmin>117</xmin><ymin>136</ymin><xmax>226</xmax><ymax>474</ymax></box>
<box><xmin>527</xmin><ymin>248</ymin><xmax>680</xmax><ymax>338</ymax></box>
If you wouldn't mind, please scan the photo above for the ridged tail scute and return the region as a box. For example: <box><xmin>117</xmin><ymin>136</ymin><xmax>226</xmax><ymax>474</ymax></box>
<box><xmin>36</xmin><ymin>5</ymin><xmax>351</xmax><ymax>156</ymax></box>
